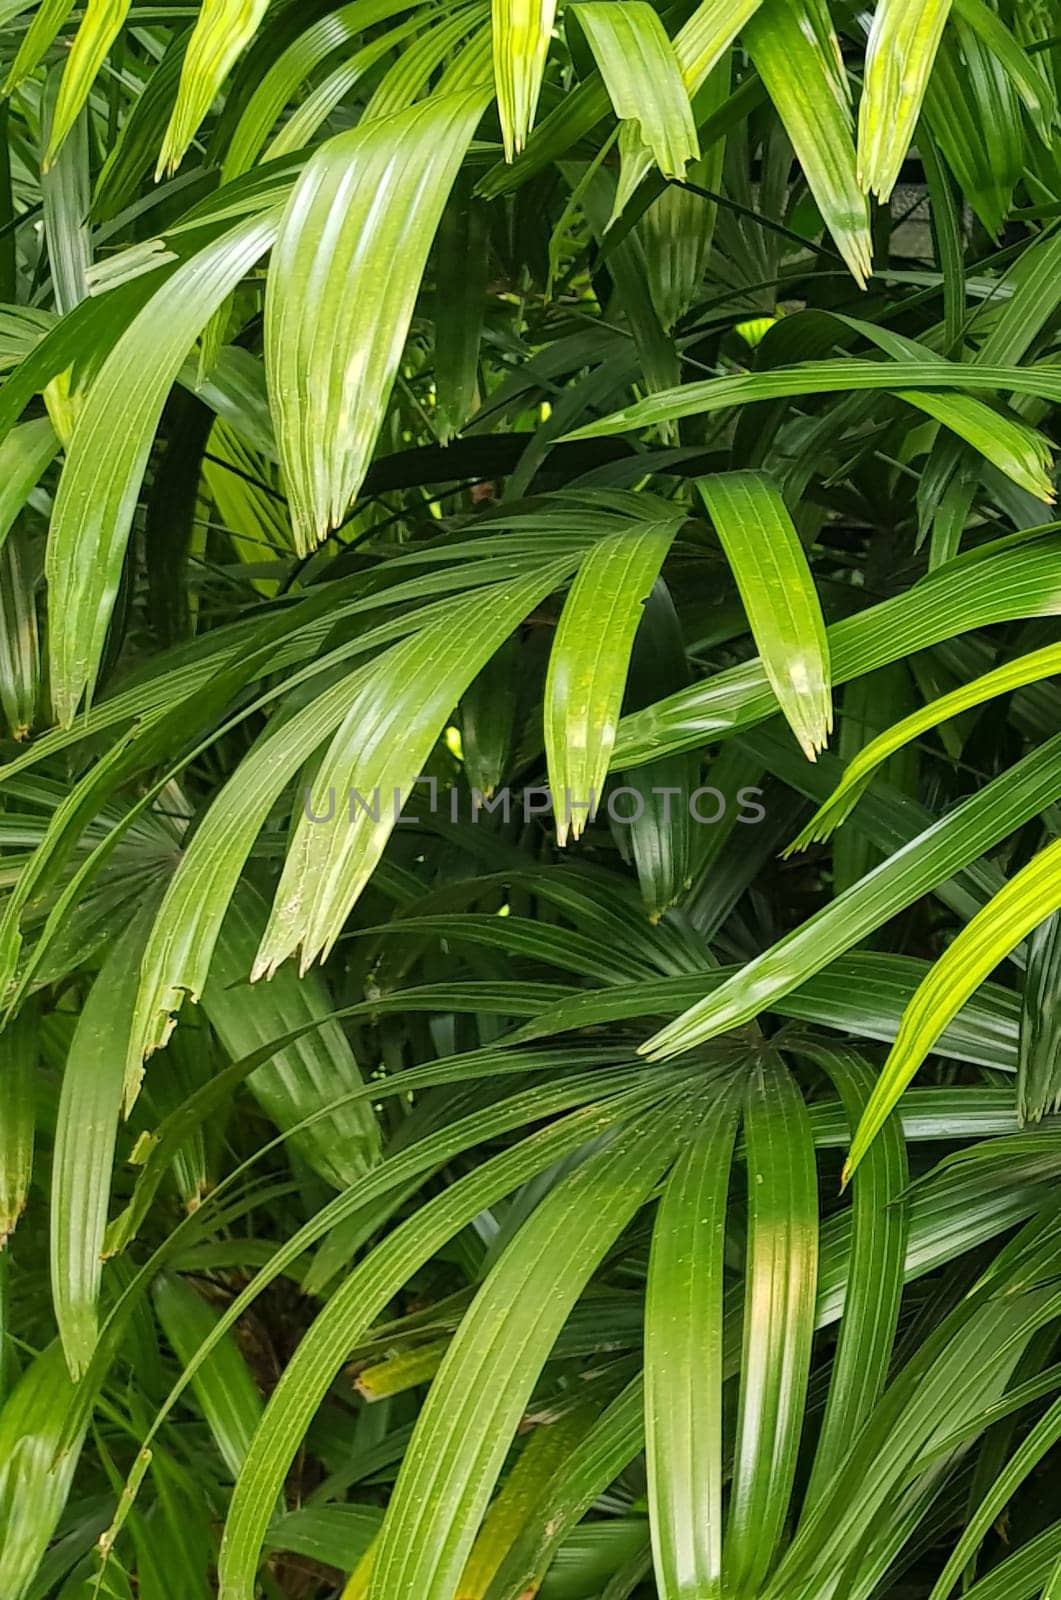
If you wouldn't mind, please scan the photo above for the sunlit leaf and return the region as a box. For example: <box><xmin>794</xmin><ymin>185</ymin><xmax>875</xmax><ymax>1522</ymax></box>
<box><xmin>265</xmin><ymin>90</ymin><xmax>488</xmax><ymax>551</ymax></box>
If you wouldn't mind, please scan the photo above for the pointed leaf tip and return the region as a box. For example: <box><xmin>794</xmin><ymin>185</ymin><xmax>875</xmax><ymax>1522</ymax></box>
<box><xmin>698</xmin><ymin>472</ymin><xmax>832</xmax><ymax>765</ymax></box>
<box><xmin>266</xmin><ymin>91</ymin><xmax>488</xmax><ymax>550</ymax></box>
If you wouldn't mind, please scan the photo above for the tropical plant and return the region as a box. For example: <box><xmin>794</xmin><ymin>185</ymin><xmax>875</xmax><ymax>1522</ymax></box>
<box><xmin>1</xmin><ymin>0</ymin><xmax>1061</xmax><ymax>1596</ymax></box>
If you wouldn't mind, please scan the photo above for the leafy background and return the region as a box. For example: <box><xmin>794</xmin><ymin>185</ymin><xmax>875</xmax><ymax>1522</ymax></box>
<box><xmin>1</xmin><ymin>0</ymin><xmax>1061</xmax><ymax>1597</ymax></box>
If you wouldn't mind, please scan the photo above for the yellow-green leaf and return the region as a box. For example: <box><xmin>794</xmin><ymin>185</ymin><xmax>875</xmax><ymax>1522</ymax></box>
<box><xmin>493</xmin><ymin>0</ymin><xmax>556</xmax><ymax>161</ymax></box>
<box><xmin>572</xmin><ymin>2</ymin><xmax>698</xmax><ymax>217</ymax></box>
<box><xmin>793</xmin><ymin>639</ymin><xmax>1061</xmax><ymax>851</ymax></box>
<box><xmin>845</xmin><ymin>832</ymin><xmax>1061</xmax><ymax>1183</ymax></box>
<box><xmin>2</xmin><ymin>0</ymin><xmax>75</xmax><ymax>95</ymax></box>
<box><xmin>545</xmin><ymin>515</ymin><xmax>680</xmax><ymax>844</ymax></box>
<box><xmin>698</xmin><ymin>471</ymin><xmax>832</xmax><ymax>760</ymax></box>
<box><xmin>858</xmin><ymin>0</ymin><xmax>952</xmax><ymax>203</ymax></box>
<box><xmin>265</xmin><ymin>90</ymin><xmax>488</xmax><ymax>552</ymax></box>
<box><xmin>742</xmin><ymin>0</ymin><xmax>871</xmax><ymax>285</ymax></box>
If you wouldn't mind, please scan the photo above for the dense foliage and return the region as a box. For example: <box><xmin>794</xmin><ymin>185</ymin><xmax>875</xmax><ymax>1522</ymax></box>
<box><xmin>2</xmin><ymin>0</ymin><xmax>1061</xmax><ymax>1596</ymax></box>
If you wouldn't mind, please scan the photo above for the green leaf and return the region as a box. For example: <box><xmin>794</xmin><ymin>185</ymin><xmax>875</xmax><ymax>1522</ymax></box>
<box><xmin>922</xmin><ymin>19</ymin><xmax>1021</xmax><ymax>239</ymax></box>
<box><xmin>0</xmin><ymin>528</ymin><xmax>42</xmax><ymax>740</ymax></box>
<box><xmin>950</xmin><ymin>0</ymin><xmax>1055</xmax><ymax>139</ymax></box>
<box><xmin>202</xmin><ymin>879</ymin><xmax>381</xmax><ymax>1189</ymax></box>
<box><xmin>0</xmin><ymin>1008</ymin><xmax>35</xmax><ymax>1246</ymax></box>
<box><xmin>46</xmin><ymin>211</ymin><xmax>276</xmax><ymax>726</ymax></box>
<box><xmin>460</xmin><ymin>639</ymin><xmax>519</xmax><ymax>800</ymax></box>
<box><xmin>51</xmin><ymin>902</ymin><xmax>158</xmax><ymax>1377</ymax></box>
<box><xmin>845</xmin><ymin>833</ymin><xmax>1061</xmax><ymax>1183</ymax></box>
<box><xmin>1017</xmin><ymin>910</ymin><xmax>1061</xmax><ymax>1123</ymax></box>
<box><xmin>636</xmin><ymin>89</ymin><xmax>726</xmax><ymax>329</ymax></box>
<box><xmin>40</xmin><ymin>66</ymin><xmax>92</xmax><ymax>321</ymax></box>
<box><xmin>266</xmin><ymin>1504</ymin><xmax>380</xmax><ymax>1574</ymax></box>
<box><xmin>511</xmin><ymin>949</ymin><xmax>1020</xmax><ymax>1070</ymax></box>
<box><xmin>151</xmin><ymin>1273</ymin><xmax>264</xmax><ymax>1479</ymax></box>
<box><xmin>45</xmin><ymin>0</ymin><xmax>133</xmax><ymax>167</ymax></box>
<box><xmin>927</xmin><ymin>1389</ymin><xmax>1061</xmax><ymax>1600</ymax></box>
<box><xmin>434</xmin><ymin>179</ymin><xmax>489</xmax><ymax>443</ymax></box>
<box><xmin>366</xmin><ymin>1102</ymin><xmax>682</xmax><ymax>1600</ymax></box>
<box><xmin>221</xmin><ymin>0</ymin><xmax>412</xmax><ymax>174</ymax></box>
<box><xmin>698</xmin><ymin>471</ymin><xmax>832</xmax><ymax>760</ymax></box>
<box><xmin>797</xmin><ymin>1043</ymin><xmax>908</xmax><ymax>1512</ymax></box>
<box><xmin>768</xmin><ymin>1248</ymin><xmax>1061</xmax><ymax>1597</ymax></box>
<box><xmin>263</xmin><ymin>13</ymin><xmax>433</xmax><ymax>163</ymax></box>
<box><xmin>571</xmin><ymin>2</ymin><xmax>698</xmax><ymax>212</ymax></box>
<box><xmin>0</xmin><ymin>1343</ymin><xmax>86</xmax><ymax>1600</ymax></box>
<box><xmin>640</xmin><ymin>731</ymin><xmax>1061</xmax><ymax>1061</ymax></box>
<box><xmin>0</xmin><ymin>420</ymin><xmax>59</xmax><ymax>556</ymax></box>
<box><xmin>857</xmin><ymin>0</ymin><xmax>952</xmax><ymax>203</ymax></box>
<box><xmin>741</xmin><ymin>0</ymin><xmax>871</xmax><ymax>285</ymax></box>
<box><xmin>674</xmin><ymin>0</ymin><xmax>766</xmax><ymax>87</ymax></box>
<box><xmin>9</xmin><ymin>14</ymin><xmax>1061</xmax><ymax>1597</ymax></box>
<box><xmin>724</xmin><ymin>1056</ymin><xmax>818</xmax><ymax>1596</ymax></box>
<box><xmin>961</xmin><ymin>1523</ymin><xmax>1061</xmax><ymax>1600</ymax></box>
<box><xmin>254</xmin><ymin>558</ymin><xmax>578</xmax><ymax>977</ymax></box>
<box><xmin>126</xmin><ymin>607</ymin><xmax>447</xmax><ymax>1090</ymax></box>
<box><xmin>791</xmin><ymin>640</ymin><xmax>1061</xmax><ymax>848</ymax></box>
<box><xmin>562</xmin><ymin>358</ymin><xmax>1061</xmax><ymax>443</ymax></box>
<box><xmin>457</xmin><ymin>1405</ymin><xmax>597</xmax><ymax>1597</ymax></box>
<box><xmin>157</xmin><ymin>0</ymin><xmax>272</xmax><ymax>177</ymax></box>
<box><xmin>544</xmin><ymin>517</ymin><xmax>679</xmax><ymax>843</ymax></box>
<box><xmin>90</xmin><ymin>26</ymin><xmax>190</xmax><ymax>219</ymax></box>
<box><xmin>215</xmin><ymin>1081</ymin><xmax>667</xmax><ymax>1599</ymax></box>
<box><xmin>265</xmin><ymin>90</ymin><xmax>488</xmax><ymax>552</ymax></box>
<box><xmin>644</xmin><ymin>1080</ymin><xmax>741</xmax><ymax>1600</ymax></box>
<box><xmin>492</xmin><ymin>0</ymin><xmax>556</xmax><ymax>161</ymax></box>
<box><xmin>2</xmin><ymin>0</ymin><xmax>75</xmax><ymax>93</ymax></box>
<box><xmin>614</xmin><ymin>531</ymin><xmax>1061</xmax><ymax>768</ymax></box>
<box><xmin>618</xmin><ymin>579</ymin><xmax>697</xmax><ymax>920</ymax></box>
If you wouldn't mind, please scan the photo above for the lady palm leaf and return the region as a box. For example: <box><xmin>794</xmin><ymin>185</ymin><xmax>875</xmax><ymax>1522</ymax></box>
<box><xmin>46</xmin><ymin>213</ymin><xmax>277</xmax><ymax>725</ymax></box>
<box><xmin>0</xmin><ymin>1344</ymin><xmax>86</xmax><ymax>1600</ymax></box>
<box><xmin>544</xmin><ymin>511</ymin><xmax>680</xmax><ymax>842</ymax></box>
<box><xmin>724</xmin><ymin>1057</ymin><xmax>818</xmax><ymax>1594</ymax></box>
<box><xmin>266</xmin><ymin>90</ymin><xmax>489</xmax><ymax>551</ymax></box>
<box><xmin>2</xmin><ymin>0</ymin><xmax>74</xmax><ymax>93</ymax></box>
<box><xmin>741</xmin><ymin>0</ymin><xmax>872</xmax><ymax>285</ymax></box>
<box><xmin>254</xmin><ymin>557</ymin><xmax>579</xmax><ymax>975</ymax></box>
<box><xmin>157</xmin><ymin>0</ymin><xmax>272</xmax><ymax>178</ymax></box>
<box><xmin>2</xmin><ymin>6</ymin><xmax>1061</xmax><ymax>1599</ymax></box>
<box><xmin>0</xmin><ymin>1009</ymin><xmax>35</xmax><ymax>1246</ymax></box>
<box><xmin>698</xmin><ymin>470</ymin><xmax>832</xmax><ymax>759</ymax></box>
<box><xmin>791</xmin><ymin>639</ymin><xmax>1061</xmax><ymax>848</ymax></box>
<box><xmin>857</xmin><ymin>0</ymin><xmax>953</xmax><ymax>203</ymax></box>
<box><xmin>492</xmin><ymin>0</ymin><xmax>556</xmax><ymax>160</ymax></box>
<box><xmin>641</xmin><ymin>730</ymin><xmax>1061</xmax><ymax>1060</ymax></box>
<box><xmin>846</xmin><ymin>832</ymin><xmax>1061</xmax><ymax>1183</ymax></box>
<box><xmin>44</xmin><ymin>0</ymin><xmax>132</xmax><ymax>166</ymax></box>
<box><xmin>571</xmin><ymin>1</ymin><xmax>699</xmax><ymax>215</ymax></box>
<box><xmin>50</xmin><ymin>904</ymin><xmax>157</xmax><ymax>1377</ymax></box>
<box><xmin>1017</xmin><ymin>911</ymin><xmax>1061</xmax><ymax>1124</ymax></box>
<box><xmin>645</xmin><ymin>1081</ymin><xmax>741</xmax><ymax>1600</ymax></box>
<box><xmin>365</xmin><ymin>1103</ymin><xmax>682</xmax><ymax>1600</ymax></box>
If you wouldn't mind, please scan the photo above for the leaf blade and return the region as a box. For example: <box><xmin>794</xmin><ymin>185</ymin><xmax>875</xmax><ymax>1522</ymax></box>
<box><xmin>645</xmin><ymin>1081</ymin><xmax>741</xmax><ymax>1600</ymax></box>
<box><xmin>545</xmin><ymin>517</ymin><xmax>679</xmax><ymax>843</ymax></box>
<box><xmin>724</xmin><ymin>1056</ymin><xmax>818</xmax><ymax>1595</ymax></box>
<box><xmin>265</xmin><ymin>90</ymin><xmax>488</xmax><ymax>551</ymax></box>
<box><xmin>857</xmin><ymin>0</ymin><xmax>953</xmax><ymax>202</ymax></box>
<box><xmin>845</xmin><ymin>833</ymin><xmax>1061</xmax><ymax>1182</ymax></box>
<box><xmin>698</xmin><ymin>471</ymin><xmax>832</xmax><ymax>760</ymax></box>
